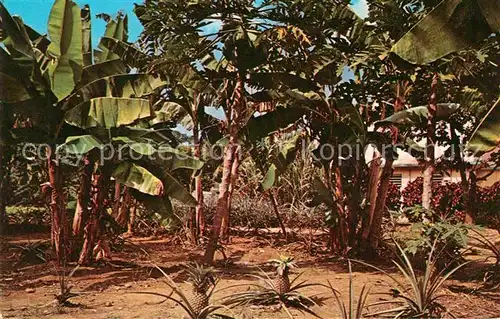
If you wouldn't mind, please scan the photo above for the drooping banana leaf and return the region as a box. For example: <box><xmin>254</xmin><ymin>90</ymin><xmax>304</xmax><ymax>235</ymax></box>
<box><xmin>64</xmin><ymin>97</ymin><xmax>152</xmax><ymax>129</ymax></box>
<box><xmin>375</xmin><ymin>103</ymin><xmax>460</xmax><ymax>127</ymax></box>
<box><xmin>130</xmin><ymin>189</ymin><xmax>174</xmax><ymax>217</ymax></box>
<box><xmin>113</xmin><ymin>162</ymin><xmax>164</xmax><ymax>196</ymax></box>
<box><xmin>62</xmin><ymin>73</ymin><xmax>166</xmax><ymax>111</ymax></box>
<box><xmin>46</xmin><ymin>0</ymin><xmax>83</xmax><ymax>100</ymax></box>
<box><xmin>150</xmin><ymin>101</ymin><xmax>193</xmax><ymax>128</ymax></box>
<box><xmin>79</xmin><ymin>59</ymin><xmax>127</xmax><ymax>85</ymax></box>
<box><xmin>244</xmin><ymin>106</ymin><xmax>306</xmax><ymax>141</ymax></box>
<box><xmin>94</xmin><ymin>13</ymin><xmax>128</xmax><ymax>63</ymax></box>
<box><xmin>391</xmin><ymin>0</ymin><xmax>500</xmax><ymax>65</ymax></box>
<box><xmin>161</xmin><ymin>170</ymin><xmax>197</xmax><ymax>206</ymax></box>
<box><xmin>99</xmin><ymin>37</ymin><xmax>149</xmax><ymax>69</ymax></box>
<box><xmin>467</xmin><ymin>97</ymin><xmax>500</xmax><ymax>154</ymax></box>
<box><xmin>57</xmin><ymin>134</ymin><xmax>103</xmax><ymax>154</ymax></box>
<box><xmin>155</xmin><ymin>146</ymin><xmax>204</xmax><ymax>171</ymax></box>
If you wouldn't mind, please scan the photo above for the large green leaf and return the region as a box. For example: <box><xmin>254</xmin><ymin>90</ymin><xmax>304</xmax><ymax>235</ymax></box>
<box><xmin>376</xmin><ymin>103</ymin><xmax>460</xmax><ymax>127</ymax></box>
<box><xmin>63</xmin><ymin>73</ymin><xmax>166</xmax><ymax>111</ymax></box>
<box><xmin>81</xmin><ymin>4</ymin><xmax>92</xmax><ymax>66</ymax></box>
<box><xmin>467</xmin><ymin>97</ymin><xmax>500</xmax><ymax>154</ymax></box>
<box><xmin>64</xmin><ymin>97</ymin><xmax>152</xmax><ymax>128</ymax></box>
<box><xmin>94</xmin><ymin>14</ymin><xmax>128</xmax><ymax>63</ymax></box>
<box><xmin>392</xmin><ymin>0</ymin><xmax>500</xmax><ymax>65</ymax></box>
<box><xmin>57</xmin><ymin>134</ymin><xmax>103</xmax><ymax>154</ymax></box>
<box><xmin>113</xmin><ymin>162</ymin><xmax>163</xmax><ymax>196</ymax></box>
<box><xmin>46</xmin><ymin>0</ymin><xmax>83</xmax><ymax>100</ymax></box>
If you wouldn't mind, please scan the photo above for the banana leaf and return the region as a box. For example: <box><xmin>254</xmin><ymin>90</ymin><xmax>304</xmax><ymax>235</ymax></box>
<box><xmin>392</xmin><ymin>0</ymin><xmax>500</xmax><ymax>65</ymax></box>
<box><xmin>113</xmin><ymin>162</ymin><xmax>163</xmax><ymax>196</ymax></box>
<box><xmin>467</xmin><ymin>97</ymin><xmax>500</xmax><ymax>154</ymax></box>
<box><xmin>46</xmin><ymin>0</ymin><xmax>83</xmax><ymax>100</ymax></box>
<box><xmin>64</xmin><ymin>97</ymin><xmax>153</xmax><ymax>129</ymax></box>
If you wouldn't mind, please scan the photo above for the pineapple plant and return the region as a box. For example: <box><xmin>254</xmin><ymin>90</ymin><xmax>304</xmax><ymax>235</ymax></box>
<box><xmin>136</xmin><ymin>263</ymin><xmax>233</xmax><ymax>319</ymax></box>
<box><xmin>269</xmin><ymin>255</ymin><xmax>296</xmax><ymax>294</ymax></box>
<box><xmin>185</xmin><ymin>263</ymin><xmax>216</xmax><ymax>315</ymax></box>
<box><xmin>223</xmin><ymin>256</ymin><xmax>322</xmax><ymax>318</ymax></box>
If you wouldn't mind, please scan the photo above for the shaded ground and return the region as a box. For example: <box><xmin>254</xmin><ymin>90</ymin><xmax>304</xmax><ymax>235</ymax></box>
<box><xmin>0</xmin><ymin>229</ymin><xmax>499</xmax><ymax>318</ymax></box>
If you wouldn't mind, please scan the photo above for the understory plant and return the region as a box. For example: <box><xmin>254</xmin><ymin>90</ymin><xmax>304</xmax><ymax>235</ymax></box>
<box><xmin>356</xmin><ymin>240</ymin><xmax>469</xmax><ymax>318</ymax></box>
<box><xmin>223</xmin><ymin>256</ymin><xmax>321</xmax><ymax>318</ymax></box>
<box><xmin>54</xmin><ymin>264</ymin><xmax>80</xmax><ymax>306</ymax></box>
<box><xmin>404</xmin><ymin>219</ymin><xmax>470</xmax><ymax>268</ymax></box>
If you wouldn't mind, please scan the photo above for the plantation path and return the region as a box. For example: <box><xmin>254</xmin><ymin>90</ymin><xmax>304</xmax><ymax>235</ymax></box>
<box><xmin>1</xmin><ymin>230</ymin><xmax>499</xmax><ymax>318</ymax></box>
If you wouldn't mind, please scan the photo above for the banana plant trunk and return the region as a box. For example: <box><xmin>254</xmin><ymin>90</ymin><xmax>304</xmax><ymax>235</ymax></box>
<box><xmin>72</xmin><ymin>154</ymin><xmax>95</xmax><ymax>237</ymax></box>
<box><xmin>117</xmin><ymin>186</ymin><xmax>131</xmax><ymax>226</ymax></box>
<box><xmin>368</xmin><ymin>158</ymin><xmax>394</xmax><ymax>248</ymax></box>
<box><xmin>113</xmin><ymin>181</ymin><xmax>121</xmax><ymax>217</ymax></box>
<box><xmin>422</xmin><ymin>74</ymin><xmax>439</xmax><ymax>212</ymax></box>
<box><xmin>47</xmin><ymin>145</ymin><xmax>68</xmax><ymax>264</ymax></box>
<box><xmin>78</xmin><ymin>166</ymin><xmax>110</xmax><ymax>265</ymax></box>
<box><xmin>361</xmin><ymin>150</ymin><xmax>382</xmax><ymax>240</ymax></box>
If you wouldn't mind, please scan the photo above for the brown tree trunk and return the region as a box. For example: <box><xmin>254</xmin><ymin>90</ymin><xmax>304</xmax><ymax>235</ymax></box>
<box><xmin>451</xmin><ymin>126</ymin><xmax>474</xmax><ymax>224</ymax></box>
<box><xmin>193</xmin><ymin>124</ymin><xmax>205</xmax><ymax>241</ymax></box>
<box><xmin>203</xmin><ymin>141</ymin><xmax>236</xmax><ymax>264</ymax></box>
<box><xmin>422</xmin><ymin>73</ymin><xmax>439</xmax><ymax>212</ymax></box>
<box><xmin>361</xmin><ymin>150</ymin><xmax>382</xmax><ymax>240</ymax></box>
<box><xmin>116</xmin><ymin>186</ymin><xmax>131</xmax><ymax>226</ymax></box>
<box><xmin>368</xmin><ymin>158</ymin><xmax>394</xmax><ymax>248</ymax></box>
<box><xmin>72</xmin><ymin>154</ymin><xmax>94</xmax><ymax>237</ymax></box>
<box><xmin>465</xmin><ymin>172</ymin><xmax>478</xmax><ymax>224</ymax></box>
<box><xmin>78</xmin><ymin>166</ymin><xmax>110</xmax><ymax>265</ymax></box>
<box><xmin>221</xmin><ymin>145</ymin><xmax>241</xmax><ymax>241</ymax></box>
<box><xmin>269</xmin><ymin>190</ymin><xmax>287</xmax><ymax>239</ymax></box>
<box><xmin>112</xmin><ymin>181</ymin><xmax>121</xmax><ymax>217</ymax></box>
<box><xmin>47</xmin><ymin>145</ymin><xmax>68</xmax><ymax>264</ymax></box>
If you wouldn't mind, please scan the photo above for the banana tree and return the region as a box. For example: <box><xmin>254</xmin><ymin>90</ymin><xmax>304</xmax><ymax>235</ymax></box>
<box><xmin>0</xmin><ymin>1</ymin><xmax>193</xmax><ymax>264</ymax></box>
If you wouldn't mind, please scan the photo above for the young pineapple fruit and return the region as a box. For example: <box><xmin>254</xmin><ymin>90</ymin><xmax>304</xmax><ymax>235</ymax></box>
<box><xmin>185</xmin><ymin>263</ymin><xmax>215</xmax><ymax>316</ymax></box>
<box><xmin>269</xmin><ymin>256</ymin><xmax>296</xmax><ymax>294</ymax></box>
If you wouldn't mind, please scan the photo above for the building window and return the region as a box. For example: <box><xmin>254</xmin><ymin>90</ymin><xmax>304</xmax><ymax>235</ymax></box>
<box><xmin>390</xmin><ymin>174</ymin><xmax>403</xmax><ymax>188</ymax></box>
<box><xmin>432</xmin><ymin>173</ymin><xmax>443</xmax><ymax>184</ymax></box>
